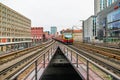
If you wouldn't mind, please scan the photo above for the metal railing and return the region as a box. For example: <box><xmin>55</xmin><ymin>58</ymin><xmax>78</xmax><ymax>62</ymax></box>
<box><xmin>59</xmin><ymin>43</ymin><xmax>120</xmax><ymax>80</ymax></box>
<box><xmin>8</xmin><ymin>42</ymin><xmax>58</xmax><ymax>80</ymax></box>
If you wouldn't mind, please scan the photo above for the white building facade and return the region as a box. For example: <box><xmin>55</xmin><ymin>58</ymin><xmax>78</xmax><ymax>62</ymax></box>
<box><xmin>83</xmin><ymin>16</ymin><xmax>97</xmax><ymax>43</ymax></box>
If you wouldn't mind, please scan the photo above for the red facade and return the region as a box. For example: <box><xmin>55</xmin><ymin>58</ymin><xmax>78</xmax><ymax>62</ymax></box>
<box><xmin>1</xmin><ymin>38</ymin><xmax>7</xmax><ymax>43</ymax></box>
<box><xmin>31</xmin><ymin>27</ymin><xmax>44</xmax><ymax>42</ymax></box>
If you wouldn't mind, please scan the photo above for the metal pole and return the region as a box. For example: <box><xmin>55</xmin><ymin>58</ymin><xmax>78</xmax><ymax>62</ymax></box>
<box><xmin>51</xmin><ymin>48</ymin><xmax>52</xmax><ymax>56</ymax></box>
<box><xmin>64</xmin><ymin>47</ymin><xmax>65</xmax><ymax>53</ymax></box>
<box><xmin>43</xmin><ymin>54</ymin><xmax>45</xmax><ymax>68</ymax></box>
<box><xmin>76</xmin><ymin>54</ymin><xmax>78</xmax><ymax>68</ymax></box>
<box><xmin>87</xmin><ymin>60</ymin><xmax>89</xmax><ymax>80</ymax></box>
<box><xmin>67</xmin><ymin>48</ymin><xmax>68</xmax><ymax>56</ymax></box>
<box><xmin>48</xmin><ymin>51</ymin><xmax>49</xmax><ymax>61</ymax></box>
<box><xmin>35</xmin><ymin>61</ymin><xmax>37</xmax><ymax>80</ymax></box>
<box><xmin>71</xmin><ymin>50</ymin><xmax>72</xmax><ymax>61</ymax></box>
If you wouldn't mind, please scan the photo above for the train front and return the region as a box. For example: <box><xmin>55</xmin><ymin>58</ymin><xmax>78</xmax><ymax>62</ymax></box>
<box><xmin>63</xmin><ymin>33</ymin><xmax>73</xmax><ymax>44</ymax></box>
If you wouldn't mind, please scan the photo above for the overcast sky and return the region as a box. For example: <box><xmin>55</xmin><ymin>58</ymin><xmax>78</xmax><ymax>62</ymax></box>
<box><xmin>0</xmin><ymin>0</ymin><xmax>94</xmax><ymax>32</ymax></box>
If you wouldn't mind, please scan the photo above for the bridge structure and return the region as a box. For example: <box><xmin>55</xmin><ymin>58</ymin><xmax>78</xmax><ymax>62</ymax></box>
<box><xmin>0</xmin><ymin>40</ymin><xmax>120</xmax><ymax>80</ymax></box>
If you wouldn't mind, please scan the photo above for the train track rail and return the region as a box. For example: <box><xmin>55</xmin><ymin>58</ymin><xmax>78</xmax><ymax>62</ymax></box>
<box><xmin>68</xmin><ymin>45</ymin><xmax>120</xmax><ymax>77</ymax></box>
<box><xmin>0</xmin><ymin>40</ymin><xmax>55</xmax><ymax>80</ymax></box>
<box><xmin>0</xmin><ymin>40</ymin><xmax>52</xmax><ymax>65</ymax></box>
<box><xmin>73</xmin><ymin>42</ymin><xmax>120</xmax><ymax>61</ymax></box>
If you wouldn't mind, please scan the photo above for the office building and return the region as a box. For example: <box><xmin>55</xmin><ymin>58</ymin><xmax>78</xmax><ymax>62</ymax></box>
<box><xmin>0</xmin><ymin>3</ymin><xmax>31</xmax><ymax>52</ymax></box>
<box><xmin>94</xmin><ymin>0</ymin><xmax>101</xmax><ymax>15</ymax></box>
<box><xmin>83</xmin><ymin>0</ymin><xmax>119</xmax><ymax>44</ymax></box>
<box><xmin>51</xmin><ymin>26</ymin><xmax>57</xmax><ymax>35</ymax></box>
<box><xmin>96</xmin><ymin>0</ymin><xmax>120</xmax><ymax>44</ymax></box>
<box><xmin>83</xmin><ymin>16</ymin><xmax>97</xmax><ymax>43</ymax></box>
<box><xmin>107</xmin><ymin>0</ymin><xmax>118</xmax><ymax>6</ymax></box>
<box><xmin>94</xmin><ymin>0</ymin><xmax>117</xmax><ymax>15</ymax></box>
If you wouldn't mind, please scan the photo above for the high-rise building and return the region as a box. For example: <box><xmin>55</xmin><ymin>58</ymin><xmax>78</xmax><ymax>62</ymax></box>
<box><xmin>96</xmin><ymin>0</ymin><xmax>120</xmax><ymax>44</ymax></box>
<box><xmin>94</xmin><ymin>0</ymin><xmax>101</xmax><ymax>15</ymax></box>
<box><xmin>0</xmin><ymin>3</ymin><xmax>31</xmax><ymax>52</ymax></box>
<box><xmin>84</xmin><ymin>0</ymin><xmax>119</xmax><ymax>44</ymax></box>
<box><xmin>94</xmin><ymin>0</ymin><xmax>117</xmax><ymax>15</ymax></box>
<box><xmin>50</xmin><ymin>26</ymin><xmax>57</xmax><ymax>35</ymax></box>
<box><xmin>94</xmin><ymin>0</ymin><xmax>107</xmax><ymax>15</ymax></box>
<box><xmin>107</xmin><ymin>0</ymin><xmax>118</xmax><ymax>6</ymax></box>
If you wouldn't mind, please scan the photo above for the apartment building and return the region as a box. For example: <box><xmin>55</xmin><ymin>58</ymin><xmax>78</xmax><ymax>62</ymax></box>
<box><xmin>0</xmin><ymin>3</ymin><xmax>31</xmax><ymax>52</ymax></box>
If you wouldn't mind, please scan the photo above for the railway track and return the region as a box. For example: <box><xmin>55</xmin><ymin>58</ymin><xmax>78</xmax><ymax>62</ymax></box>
<box><xmin>0</xmin><ymin>40</ymin><xmax>56</xmax><ymax>80</ymax></box>
<box><xmin>73</xmin><ymin>42</ymin><xmax>120</xmax><ymax>61</ymax></box>
<box><xmin>68</xmin><ymin>45</ymin><xmax>120</xmax><ymax>77</ymax></box>
<box><xmin>18</xmin><ymin>52</ymin><xmax>51</xmax><ymax>80</ymax></box>
<box><xmin>0</xmin><ymin>40</ymin><xmax>52</xmax><ymax>65</ymax></box>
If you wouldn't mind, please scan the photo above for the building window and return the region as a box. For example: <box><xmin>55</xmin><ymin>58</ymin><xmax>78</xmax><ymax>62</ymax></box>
<box><xmin>107</xmin><ymin>0</ymin><xmax>112</xmax><ymax>6</ymax></box>
<box><xmin>108</xmin><ymin>21</ymin><xmax>120</xmax><ymax>30</ymax></box>
<box><xmin>7</xmin><ymin>38</ymin><xmax>10</xmax><ymax>42</ymax></box>
<box><xmin>107</xmin><ymin>8</ymin><xmax>120</xmax><ymax>23</ymax></box>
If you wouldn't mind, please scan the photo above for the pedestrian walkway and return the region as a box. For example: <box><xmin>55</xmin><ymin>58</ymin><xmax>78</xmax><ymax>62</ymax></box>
<box><xmin>66</xmin><ymin>51</ymin><xmax>103</xmax><ymax>80</ymax></box>
<box><xmin>25</xmin><ymin>55</ymin><xmax>51</xmax><ymax>80</ymax></box>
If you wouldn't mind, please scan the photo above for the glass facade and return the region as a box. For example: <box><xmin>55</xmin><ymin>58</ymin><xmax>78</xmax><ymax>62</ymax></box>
<box><xmin>99</xmin><ymin>0</ymin><xmax>118</xmax><ymax>11</ymax></box>
<box><xmin>107</xmin><ymin>0</ymin><xmax>112</xmax><ymax>6</ymax></box>
<box><xmin>96</xmin><ymin>0</ymin><xmax>120</xmax><ymax>43</ymax></box>
<box><xmin>107</xmin><ymin>8</ymin><xmax>120</xmax><ymax>42</ymax></box>
<box><xmin>107</xmin><ymin>8</ymin><xmax>120</xmax><ymax>30</ymax></box>
<box><xmin>94</xmin><ymin>0</ymin><xmax>117</xmax><ymax>15</ymax></box>
<box><xmin>100</xmin><ymin>0</ymin><xmax>106</xmax><ymax>10</ymax></box>
<box><xmin>107</xmin><ymin>0</ymin><xmax>118</xmax><ymax>6</ymax></box>
<box><xmin>113</xmin><ymin>0</ymin><xmax>117</xmax><ymax>2</ymax></box>
<box><xmin>107</xmin><ymin>8</ymin><xmax>120</xmax><ymax>22</ymax></box>
<box><xmin>108</xmin><ymin>21</ymin><xmax>120</xmax><ymax>29</ymax></box>
<box><xmin>100</xmin><ymin>0</ymin><xmax>103</xmax><ymax>10</ymax></box>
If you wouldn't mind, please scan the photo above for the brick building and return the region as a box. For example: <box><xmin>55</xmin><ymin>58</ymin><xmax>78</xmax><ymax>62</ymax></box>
<box><xmin>31</xmin><ymin>27</ymin><xmax>44</xmax><ymax>43</ymax></box>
